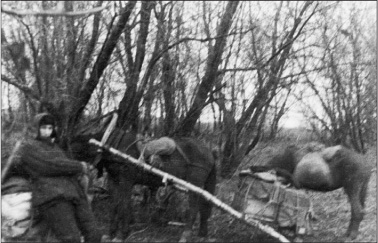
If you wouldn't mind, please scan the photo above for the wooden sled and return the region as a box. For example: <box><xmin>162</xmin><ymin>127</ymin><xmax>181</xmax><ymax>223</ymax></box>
<box><xmin>232</xmin><ymin>169</ymin><xmax>313</xmax><ymax>242</ymax></box>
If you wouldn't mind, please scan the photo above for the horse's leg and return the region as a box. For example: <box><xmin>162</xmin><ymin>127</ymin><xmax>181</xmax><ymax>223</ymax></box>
<box><xmin>198</xmin><ymin>165</ymin><xmax>216</xmax><ymax>237</ymax></box>
<box><xmin>107</xmin><ymin>178</ymin><xmax>120</xmax><ymax>239</ymax></box>
<box><xmin>179</xmin><ymin>191</ymin><xmax>200</xmax><ymax>243</ymax></box>
<box><xmin>359</xmin><ymin>176</ymin><xmax>370</xmax><ymax>208</ymax></box>
<box><xmin>198</xmin><ymin>198</ymin><xmax>211</xmax><ymax>237</ymax></box>
<box><xmin>344</xmin><ymin>181</ymin><xmax>364</xmax><ymax>239</ymax></box>
<box><xmin>117</xmin><ymin>177</ymin><xmax>134</xmax><ymax>242</ymax></box>
<box><xmin>306</xmin><ymin>191</ymin><xmax>318</xmax><ymax>221</ymax></box>
<box><xmin>180</xmin><ymin>163</ymin><xmax>209</xmax><ymax>242</ymax></box>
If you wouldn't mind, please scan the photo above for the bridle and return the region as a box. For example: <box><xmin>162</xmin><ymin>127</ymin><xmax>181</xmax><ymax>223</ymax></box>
<box><xmin>93</xmin><ymin>112</ymin><xmax>118</xmax><ymax>166</ymax></box>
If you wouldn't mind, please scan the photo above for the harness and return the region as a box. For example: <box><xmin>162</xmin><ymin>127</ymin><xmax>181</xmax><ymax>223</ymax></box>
<box><xmin>93</xmin><ymin>112</ymin><xmax>118</xmax><ymax>167</ymax></box>
<box><xmin>175</xmin><ymin>144</ymin><xmax>192</xmax><ymax>167</ymax></box>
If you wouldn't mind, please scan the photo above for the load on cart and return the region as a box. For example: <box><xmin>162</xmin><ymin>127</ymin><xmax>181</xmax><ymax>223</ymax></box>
<box><xmin>231</xmin><ymin>168</ymin><xmax>314</xmax><ymax>241</ymax></box>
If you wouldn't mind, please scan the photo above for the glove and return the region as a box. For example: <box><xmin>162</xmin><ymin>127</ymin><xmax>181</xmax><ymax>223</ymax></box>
<box><xmin>80</xmin><ymin>161</ymin><xmax>93</xmax><ymax>175</ymax></box>
<box><xmin>78</xmin><ymin>173</ymin><xmax>90</xmax><ymax>194</ymax></box>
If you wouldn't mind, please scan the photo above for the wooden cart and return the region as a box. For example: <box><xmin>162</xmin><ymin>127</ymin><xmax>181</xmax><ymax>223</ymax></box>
<box><xmin>231</xmin><ymin>170</ymin><xmax>313</xmax><ymax>241</ymax></box>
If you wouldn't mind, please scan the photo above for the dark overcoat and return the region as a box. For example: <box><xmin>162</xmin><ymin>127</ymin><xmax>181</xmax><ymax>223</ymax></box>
<box><xmin>8</xmin><ymin>113</ymin><xmax>86</xmax><ymax>207</ymax></box>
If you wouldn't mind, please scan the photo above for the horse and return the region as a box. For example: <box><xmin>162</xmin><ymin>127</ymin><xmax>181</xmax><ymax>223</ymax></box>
<box><xmin>250</xmin><ymin>143</ymin><xmax>372</xmax><ymax>240</ymax></box>
<box><xmin>70</xmin><ymin>118</ymin><xmax>217</xmax><ymax>242</ymax></box>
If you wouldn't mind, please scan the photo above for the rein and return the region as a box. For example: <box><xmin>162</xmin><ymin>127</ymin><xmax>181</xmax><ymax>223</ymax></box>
<box><xmin>124</xmin><ymin>138</ymin><xmax>144</xmax><ymax>155</ymax></box>
<box><xmin>175</xmin><ymin>144</ymin><xmax>192</xmax><ymax>167</ymax></box>
<box><xmin>93</xmin><ymin>112</ymin><xmax>118</xmax><ymax>166</ymax></box>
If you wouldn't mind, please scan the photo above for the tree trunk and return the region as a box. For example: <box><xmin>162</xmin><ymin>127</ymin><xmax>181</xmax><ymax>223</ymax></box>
<box><xmin>174</xmin><ymin>1</ymin><xmax>239</xmax><ymax>136</ymax></box>
<box><xmin>162</xmin><ymin>6</ymin><xmax>176</xmax><ymax>136</ymax></box>
<box><xmin>63</xmin><ymin>1</ymin><xmax>136</xmax><ymax>148</ymax></box>
<box><xmin>221</xmin><ymin>2</ymin><xmax>315</xmax><ymax>177</ymax></box>
<box><xmin>117</xmin><ymin>1</ymin><xmax>155</xmax><ymax>130</ymax></box>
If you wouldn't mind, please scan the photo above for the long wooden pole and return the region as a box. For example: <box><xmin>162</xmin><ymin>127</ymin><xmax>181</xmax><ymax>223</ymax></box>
<box><xmin>89</xmin><ymin>139</ymin><xmax>290</xmax><ymax>242</ymax></box>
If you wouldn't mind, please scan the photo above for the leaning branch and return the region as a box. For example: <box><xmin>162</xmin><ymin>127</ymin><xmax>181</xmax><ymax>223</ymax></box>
<box><xmin>1</xmin><ymin>74</ymin><xmax>40</xmax><ymax>101</ymax></box>
<box><xmin>72</xmin><ymin>1</ymin><xmax>136</xmax><ymax>125</ymax></box>
<box><xmin>1</xmin><ymin>5</ymin><xmax>109</xmax><ymax>17</ymax></box>
<box><xmin>89</xmin><ymin>139</ymin><xmax>290</xmax><ymax>243</ymax></box>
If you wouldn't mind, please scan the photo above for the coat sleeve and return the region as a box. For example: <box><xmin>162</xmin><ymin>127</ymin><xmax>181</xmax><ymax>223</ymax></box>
<box><xmin>18</xmin><ymin>141</ymin><xmax>84</xmax><ymax>177</ymax></box>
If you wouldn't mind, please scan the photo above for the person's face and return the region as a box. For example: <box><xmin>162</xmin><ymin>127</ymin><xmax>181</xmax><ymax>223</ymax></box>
<box><xmin>39</xmin><ymin>124</ymin><xmax>54</xmax><ymax>138</ymax></box>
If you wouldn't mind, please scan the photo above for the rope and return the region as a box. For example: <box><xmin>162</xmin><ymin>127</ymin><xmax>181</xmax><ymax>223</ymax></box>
<box><xmin>124</xmin><ymin>138</ymin><xmax>144</xmax><ymax>155</ymax></box>
<box><xmin>241</xmin><ymin>175</ymin><xmax>312</xmax><ymax>233</ymax></box>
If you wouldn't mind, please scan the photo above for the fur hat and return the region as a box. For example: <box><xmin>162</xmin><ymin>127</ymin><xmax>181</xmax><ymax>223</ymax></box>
<box><xmin>39</xmin><ymin>114</ymin><xmax>56</xmax><ymax>127</ymax></box>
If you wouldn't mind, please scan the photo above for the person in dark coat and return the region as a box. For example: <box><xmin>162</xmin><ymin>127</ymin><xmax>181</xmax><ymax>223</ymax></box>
<box><xmin>10</xmin><ymin>112</ymin><xmax>102</xmax><ymax>243</ymax></box>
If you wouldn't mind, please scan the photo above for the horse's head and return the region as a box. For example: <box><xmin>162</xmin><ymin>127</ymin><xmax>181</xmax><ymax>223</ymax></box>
<box><xmin>70</xmin><ymin>131</ymin><xmax>103</xmax><ymax>162</ymax></box>
<box><xmin>69</xmin><ymin>113</ymin><xmax>115</xmax><ymax>163</ymax></box>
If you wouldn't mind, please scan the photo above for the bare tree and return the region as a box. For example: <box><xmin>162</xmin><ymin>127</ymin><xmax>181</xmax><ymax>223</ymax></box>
<box><xmin>2</xmin><ymin>3</ymin><xmax>108</xmax><ymax>17</ymax></box>
<box><xmin>298</xmin><ymin>4</ymin><xmax>376</xmax><ymax>153</ymax></box>
<box><xmin>2</xmin><ymin>1</ymin><xmax>136</xmax><ymax>149</ymax></box>
<box><xmin>220</xmin><ymin>2</ymin><xmax>318</xmax><ymax>176</ymax></box>
<box><xmin>116</xmin><ymin>1</ymin><xmax>156</xmax><ymax>130</ymax></box>
<box><xmin>2</xmin><ymin>1</ymin><xmax>374</xmax><ymax>165</ymax></box>
<box><xmin>174</xmin><ymin>1</ymin><xmax>240</xmax><ymax>136</ymax></box>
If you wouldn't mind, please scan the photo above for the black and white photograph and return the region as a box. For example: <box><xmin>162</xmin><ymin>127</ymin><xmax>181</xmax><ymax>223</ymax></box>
<box><xmin>1</xmin><ymin>1</ymin><xmax>376</xmax><ymax>242</ymax></box>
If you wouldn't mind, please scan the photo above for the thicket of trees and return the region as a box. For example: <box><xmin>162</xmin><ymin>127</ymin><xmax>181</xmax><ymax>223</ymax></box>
<box><xmin>2</xmin><ymin>1</ymin><xmax>376</xmax><ymax>177</ymax></box>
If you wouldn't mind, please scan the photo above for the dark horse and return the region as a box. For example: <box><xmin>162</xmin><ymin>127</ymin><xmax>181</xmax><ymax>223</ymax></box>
<box><xmin>250</xmin><ymin>143</ymin><xmax>372</xmax><ymax>240</ymax></box>
<box><xmin>70</xmin><ymin>117</ymin><xmax>217</xmax><ymax>242</ymax></box>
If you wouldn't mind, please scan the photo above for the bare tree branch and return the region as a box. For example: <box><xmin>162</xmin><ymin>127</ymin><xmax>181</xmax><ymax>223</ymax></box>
<box><xmin>174</xmin><ymin>1</ymin><xmax>240</xmax><ymax>136</ymax></box>
<box><xmin>78</xmin><ymin>1</ymin><xmax>103</xmax><ymax>86</ymax></box>
<box><xmin>1</xmin><ymin>5</ymin><xmax>109</xmax><ymax>17</ymax></box>
<box><xmin>1</xmin><ymin>74</ymin><xmax>39</xmax><ymax>100</ymax></box>
<box><xmin>70</xmin><ymin>1</ymin><xmax>137</xmax><ymax>127</ymax></box>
